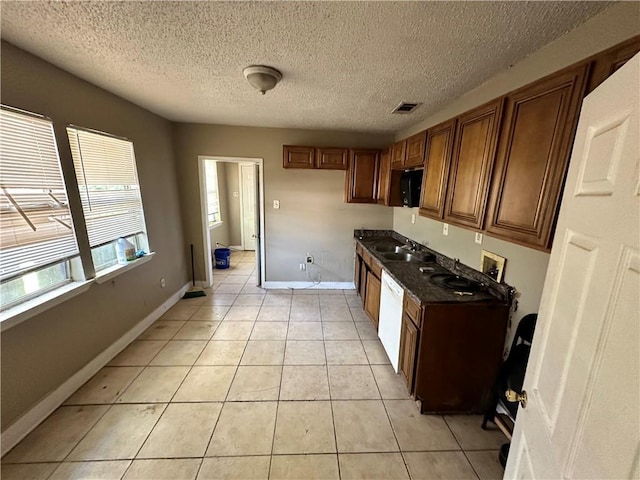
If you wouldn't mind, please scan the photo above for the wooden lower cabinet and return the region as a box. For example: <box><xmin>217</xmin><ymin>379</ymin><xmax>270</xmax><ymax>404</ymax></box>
<box><xmin>413</xmin><ymin>303</ymin><xmax>509</xmax><ymax>413</ymax></box>
<box><xmin>399</xmin><ymin>313</ymin><xmax>419</xmax><ymax>394</ymax></box>
<box><xmin>354</xmin><ymin>252</ymin><xmax>362</xmax><ymax>294</ymax></box>
<box><xmin>364</xmin><ymin>271</ymin><xmax>381</xmax><ymax>329</ymax></box>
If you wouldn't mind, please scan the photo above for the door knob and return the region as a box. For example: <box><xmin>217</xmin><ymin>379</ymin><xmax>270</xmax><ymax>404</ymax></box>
<box><xmin>505</xmin><ymin>389</ymin><xmax>528</xmax><ymax>408</ymax></box>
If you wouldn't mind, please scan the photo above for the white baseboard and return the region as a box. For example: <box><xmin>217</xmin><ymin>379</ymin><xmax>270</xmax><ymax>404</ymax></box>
<box><xmin>262</xmin><ymin>281</ymin><xmax>356</xmax><ymax>290</ymax></box>
<box><xmin>1</xmin><ymin>282</ymin><xmax>191</xmax><ymax>456</ymax></box>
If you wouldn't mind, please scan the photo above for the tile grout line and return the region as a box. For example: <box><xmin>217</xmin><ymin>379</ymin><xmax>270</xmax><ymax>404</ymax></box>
<box><xmin>195</xmin><ymin>266</ymin><xmax>254</xmax><ymax>480</ymax></box>
<box><xmin>441</xmin><ymin>415</ymin><xmax>482</xmax><ymax>480</ymax></box>
<box><xmin>121</xmin><ymin>309</ymin><xmax>204</xmax><ymax>474</ymax></box>
<box><xmin>39</xmin><ymin>309</ymin><xmax>189</xmax><ymax>474</ymax></box>
<box><xmin>323</xmin><ymin>331</ymin><xmax>342</xmax><ymax>480</ymax></box>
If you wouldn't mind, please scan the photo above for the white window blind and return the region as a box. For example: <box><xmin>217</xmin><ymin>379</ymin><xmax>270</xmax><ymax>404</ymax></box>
<box><xmin>0</xmin><ymin>107</ymin><xmax>79</xmax><ymax>281</ymax></box>
<box><xmin>67</xmin><ymin>127</ymin><xmax>147</xmax><ymax>248</ymax></box>
<box><xmin>205</xmin><ymin>161</ymin><xmax>221</xmax><ymax>224</ymax></box>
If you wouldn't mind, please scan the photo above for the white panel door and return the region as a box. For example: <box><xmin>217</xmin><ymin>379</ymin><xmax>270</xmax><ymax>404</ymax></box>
<box><xmin>505</xmin><ymin>55</ymin><xmax>639</xmax><ymax>479</ymax></box>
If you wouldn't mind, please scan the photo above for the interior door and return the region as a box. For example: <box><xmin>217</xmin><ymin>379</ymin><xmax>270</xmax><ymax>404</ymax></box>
<box><xmin>252</xmin><ymin>163</ymin><xmax>261</xmax><ymax>286</ymax></box>
<box><xmin>505</xmin><ymin>55</ymin><xmax>639</xmax><ymax>479</ymax></box>
<box><xmin>240</xmin><ymin>163</ymin><xmax>256</xmax><ymax>251</ymax></box>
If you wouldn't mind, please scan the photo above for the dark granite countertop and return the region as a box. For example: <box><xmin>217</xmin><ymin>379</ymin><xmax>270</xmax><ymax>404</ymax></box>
<box><xmin>354</xmin><ymin>230</ymin><xmax>512</xmax><ymax>307</ymax></box>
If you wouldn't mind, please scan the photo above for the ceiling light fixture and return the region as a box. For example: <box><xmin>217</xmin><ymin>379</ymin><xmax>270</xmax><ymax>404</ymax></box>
<box><xmin>243</xmin><ymin>65</ymin><xmax>282</xmax><ymax>95</ymax></box>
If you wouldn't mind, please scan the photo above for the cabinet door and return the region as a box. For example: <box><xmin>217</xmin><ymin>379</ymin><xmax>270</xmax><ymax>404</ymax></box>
<box><xmin>377</xmin><ymin>148</ymin><xmax>403</xmax><ymax>206</ymax></box>
<box><xmin>345</xmin><ymin>149</ymin><xmax>380</xmax><ymax>203</ymax></box>
<box><xmin>377</xmin><ymin>148</ymin><xmax>391</xmax><ymax>205</ymax></box>
<box><xmin>354</xmin><ymin>253</ymin><xmax>362</xmax><ymax>295</ymax></box>
<box><xmin>391</xmin><ymin>140</ymin><xmax>406</xmax><ymax>169</ymax></box>
<box><xmin>587</xmin><ymin>35</ymin><xmax>640</xmax><ymax>93</ymax></box>
<box><xmin>364</xmin><ymin>271</ymin><xmax>381</xmax><ymax>329</ymax></box>
<box><xmin>283</xmin><ymin>145</ymin><xmax>315</xmax><ymax>168</ymax></box>
<box><xmin>399</xmin><ymin>313</ymin><xmax>419</xmax><ymax>394</ymax></box>
<box><xmin>419</xmin><ymin>119</ymin><xmax>456</xmax><ymax>220</ymax></box>
<box><xmin>485</xmin><ymin>64</ymin><xmax>588</xmax><ymax>249</ymax></box>
<box><xmin>444</xmin><ymin>99</ymin><xmax>504</xmax><ymax>229</ymax></box>
<box><xmin>359</xmin><ymin>263</ymin><xmax>368</xmax><ymax>306</ymax></box>
<box><xmin>405</xmin><ymin>131</ymin><xmax>427</xmax><ymax>168</ymax></box>
<box><xmin>316</xmin><ymin>147</ymin><xmax>348</xmax><ymax>170</ymax></box>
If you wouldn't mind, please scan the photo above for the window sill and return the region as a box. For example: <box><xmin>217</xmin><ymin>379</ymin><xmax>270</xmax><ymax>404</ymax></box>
<box><xmin>0</xmin><ymin>252</ymin><xmax>156</xmax><ymax>331</ymax></box>
<box><xmin>0</xmin><ymin>280</ymin><xmax>92</xmax><ymax>332</ymax></box>
<box><xmin>94</xmin><ymin>252</ymin><xmax>155</xmax><ymax>284</ymax></box>
<box><xmin>209</xmin><ymin>221</ymin><xmax>224</xmax><ymax>230</ymax></box>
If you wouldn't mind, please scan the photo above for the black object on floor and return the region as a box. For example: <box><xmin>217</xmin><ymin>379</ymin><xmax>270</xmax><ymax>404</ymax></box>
<box><xmin>183</xmin><ymin>243</ymin><xmax>206</xmax><ymax>299</ymax></box>
<box><xmin>499</xmin><ymin>442</ymin><xmax>510</xmax><ymax>467</ymax></box>
<box><xmin>482</xmin><ymin>313</ymin><xmax>537</xmax><ymax>429</ymax></box>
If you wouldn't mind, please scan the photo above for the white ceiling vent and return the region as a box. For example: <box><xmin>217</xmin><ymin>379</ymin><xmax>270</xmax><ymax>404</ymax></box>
<box><xmin>391</xmin><ymin>102</ymin><xmax>422</xmax><ymax>114</ymax></box>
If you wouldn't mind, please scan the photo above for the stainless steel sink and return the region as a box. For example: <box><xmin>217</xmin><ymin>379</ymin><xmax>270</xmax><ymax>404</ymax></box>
<box><xmin>382</xmin><ymin>251</ymin><xmax>433</xmax><ymax>263</ymax></box>
<box><xmin>373</xmin><ymin>244</ymin><xmax>403</xmax><ymax>253</ymax></box>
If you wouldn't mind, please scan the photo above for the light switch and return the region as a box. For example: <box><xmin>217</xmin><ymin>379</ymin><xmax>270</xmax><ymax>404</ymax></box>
<box><xmin>443</xmin><ymin>223</ymin><xmax>449</xmax><ymax>236</ymax></box>
<box><xmin>475</xmin><ymin>232</ymin><xmax>483</xmax><ymax>244</ymax></box>
<box><xmin>273</xmin><ymin>200</ymin><xmax>280</xmax><ymax>209</ymax></box>
<box><xmin>411</xmin><ymin>213</ymin><xmax>416</xmax><ymax>224</ymax></box>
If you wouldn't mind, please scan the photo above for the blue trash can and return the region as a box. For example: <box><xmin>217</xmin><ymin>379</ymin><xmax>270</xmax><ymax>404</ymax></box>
<box><xmin>214</xmin><ymin>248</ymin><xmax>231</xmax><ymax>269</ymax></box>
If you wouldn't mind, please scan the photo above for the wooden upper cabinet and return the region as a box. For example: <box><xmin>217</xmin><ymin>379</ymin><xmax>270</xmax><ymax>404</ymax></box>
<box><xmin>283</xmin><ymin>145</ymin><xmax>315</xmax><ymax>168</ymax></box>
<box><xmin>419</xmin><ymin>119</ymin><xmax>456</xmax><ymax>220</ymax></box>
<box><xmin>345</xmin><ymin>149</ymin><xmax>380</xmax><ymax>203</ymax></box>
<box><xmin>391</xmin><ymin>140</ymin><xmax>407</xmax><ymax>169</ymax></box>
<box><xmin>405</xmin><ymin>131</ymin><xmax>427</xmax><ymax>168</ymax></box>
<box><xmin>485</xmin><ymin>64</ymin><xmax>588</xmax><ymax>250</ymax></box>
<box><xmin>444</xmin><ymin>99</ymin><xmax>504</xmax><ymax>230</ymax></box>
<box><xmin>377</xmin><ymin>148</ymin><xmax>403</xmax><ymax>206</ymax></box>
<box><xmin>316</xmin><ymin>147</ymin><xmax>348</xmax><ymax>170</ymax></box>
<box><xmin>587</xmin><ymin>35</ymin><xmax>640</xmax><ymax>94</ymax></box>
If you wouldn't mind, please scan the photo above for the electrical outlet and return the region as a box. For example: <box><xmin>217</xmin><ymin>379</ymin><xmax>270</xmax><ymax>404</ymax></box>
<box><xmin>273</xmin><ymin>200</ymin><xmax>280</xmax><ymax>209</ymax></box>
<box><xmin>160</xmin><ymin>278</ymin><xmax>166</xmax><ymax>288</ymax></box>
<box><xmin>306</xmin><ymin>255</ymin><xmax>314</xmax><ymax>264</ymax></box>
<box><xmin>475</xmin><ymin>232</ymin><xmax>483</xmax><ymax>244</ymax></box>
<box><xmin>411</xmin><ymin>213</ymin><xmax>416</xmax><ymax>224</ymax></box>
<box><xmin>443</xmin><ymin>223</ymin><xmax>449</xmax><ymax>236</ymax></box>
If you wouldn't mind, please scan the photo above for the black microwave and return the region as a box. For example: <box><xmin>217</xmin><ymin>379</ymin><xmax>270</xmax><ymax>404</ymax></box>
<box><xmin>400</xmin><ymin>169</ymin><xmax>423</xmax><ymax>207</ymax></box>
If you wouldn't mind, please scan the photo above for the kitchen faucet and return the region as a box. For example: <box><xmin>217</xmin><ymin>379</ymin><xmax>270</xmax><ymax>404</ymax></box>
<box><xmin>454</xmin><ymin>258</ymin><xmax>460</xmax><ymax>270</ymax></box>
<box><xmin>404</xmin><ymin>239</ymin><xmax>419</xmax><ymax>252</ymax></box>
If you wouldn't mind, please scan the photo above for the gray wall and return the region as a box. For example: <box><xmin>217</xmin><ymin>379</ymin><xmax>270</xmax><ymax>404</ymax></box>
<box><xmin>172</xmin><ymin>124</ymin><xmax>395</xmax><ymax>283</ymax></box>
<box><xmin>394</xmin><ymin>3</ymin><xmax>640</xmax><ymax>346</ymax></box>
<box><xmin>224</xmin><ymin>162</ymin><xmax>242</xmax><ymax>247</ymax></box>
<box><xmin>1</xmin><ymin>42</ymin><xmax>188</xmax><ymax>428</ymax></box>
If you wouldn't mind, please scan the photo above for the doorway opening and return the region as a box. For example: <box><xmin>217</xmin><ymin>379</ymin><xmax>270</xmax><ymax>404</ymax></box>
<box><xmin>198</xmin><ymin>156</ymin><xmax>265</xmax><ymax>288</ymax></box>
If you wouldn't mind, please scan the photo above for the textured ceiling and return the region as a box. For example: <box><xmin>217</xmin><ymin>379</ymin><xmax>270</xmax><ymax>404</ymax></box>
<box><xmin>1</xmin><ymin>1</ymin><xmax>613</xmax><ymax>133</ymax></box>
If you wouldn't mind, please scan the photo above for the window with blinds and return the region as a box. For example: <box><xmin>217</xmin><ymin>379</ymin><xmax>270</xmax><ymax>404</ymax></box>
<box><xmin>0</xmin><ymin>107</ymin><xmax>78</xmax><ymax>283</ymax></box>
<box><xmin>67</xmin><ymin>127</ymin><xmax>148</xmax><ymax>269</ymax></box>
<box><xmin>205</xmin><ymin>160</ymin><xmax>221</xmax><ymax>225</ymax></box>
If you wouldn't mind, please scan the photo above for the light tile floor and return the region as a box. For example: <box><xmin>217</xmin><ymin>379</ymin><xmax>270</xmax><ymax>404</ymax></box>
<box><xmin>2</xmin><ymin>250</ymin><xmax>507</xmax><ymax>480</ymax></box>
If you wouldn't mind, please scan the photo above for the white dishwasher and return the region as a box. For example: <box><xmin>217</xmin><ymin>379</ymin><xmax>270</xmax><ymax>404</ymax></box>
<box><xmin>378</xmin><ymin>270</ymin><xmax>405</xmax><ymax>373</ymax></box>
